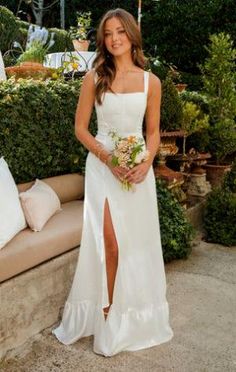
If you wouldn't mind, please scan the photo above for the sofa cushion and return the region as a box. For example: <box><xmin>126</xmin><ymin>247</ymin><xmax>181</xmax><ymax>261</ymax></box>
<box><xmin>0</xmin><ymin>200</ymin><xmax>83</xmax><ymax>282</ymax></box>
<box><xmin>17</xmin><ymin>173</ymin><xmax>84</xmax><ymax>204</ymax></box>
<box><xmin>0</xmin><ymin>157</ymin><xmax>26</xmax><ymax>249</ymax></box>
<box><xmin>19</xmin><ymin>179</ymin><xmax>61</xmax><ymax>232</ymax></box>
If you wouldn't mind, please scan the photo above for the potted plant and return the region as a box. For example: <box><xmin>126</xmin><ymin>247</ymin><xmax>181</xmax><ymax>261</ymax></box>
<box><xmin>155</xmin><ymin>74</ymin><xmax>185</xmax><ymax>185</ymax></box>
<box><xmin>181</xmin><ymin>101</ymin><xmax>209</xmax><ymax>157</ymax></box>
<box><xmin>69</xmin><ymin>11</ymin><xmax>91</xmax><ymax>52</ymax></box>
<box><xmin>200</xmin><ymin>33</ymin><xmax>236</xmax><ymax>186</ymax></box>
<box><xmin>174</xmin><ymin>100</ymin><xmax>210</xmax><ymax>173</ymax></box>
<box><xmin>5</xmin><ymin>25</ymin><xmax>55</xmax><ymax>80</ymax></box>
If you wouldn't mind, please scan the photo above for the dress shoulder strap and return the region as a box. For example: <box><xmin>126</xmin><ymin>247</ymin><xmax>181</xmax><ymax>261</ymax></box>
<box><xmin>144</xmin><ymin>71</ymin><xmax>149</xmax><ymax>94</ymax></box>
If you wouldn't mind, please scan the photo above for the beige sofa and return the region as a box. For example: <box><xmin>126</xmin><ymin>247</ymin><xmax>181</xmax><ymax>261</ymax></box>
<box><xmin>0</xmin><ymin>173</ymin><xmax>84</xmax><ymax>360</ymax></box>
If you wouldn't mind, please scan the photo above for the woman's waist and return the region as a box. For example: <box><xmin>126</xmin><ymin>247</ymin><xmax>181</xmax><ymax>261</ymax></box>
<box><xmin>96</xmin><ymin>130</ymin><xmax>144</xmax><ymax>137</ymax></box>
<box><xmin>95</xmin><ymin>131</ymin><xmax>145</xmax><ymax>151</ymax></box>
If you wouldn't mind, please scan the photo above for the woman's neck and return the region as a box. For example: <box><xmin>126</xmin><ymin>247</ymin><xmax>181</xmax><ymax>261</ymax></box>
<box><xmin>114</xmin><ymin>54</ymin><xmax>136</xmax><ymax>73</ymax></box>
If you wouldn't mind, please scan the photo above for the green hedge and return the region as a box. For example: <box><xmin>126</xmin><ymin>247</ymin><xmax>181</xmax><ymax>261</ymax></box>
<box><xmin>204</xmin><ymin>159</ymin><xmax>236</xmax><ymax>247</ymax></box>
<box><xmin>0</xmin><ymin>78</ymin><xmax>94</xmax><ymax>183</ymax></box>
<box><xmin>156</xmin><ymin>179</ymin><xmax>194</xmax><ymax>262</ymax></box>
<box><xmin>203</xmin><ymin>187</ymin><xmax>236</xmax><ymax>247</ymax></box>
<box><xmin>48</xmin><ymin>28</ymin><xmax>73</xmax><ymax>53</ymax></box>
<box><xmin>160</xmin><ymin>76</ymin><xmax>183</xmax><ymax>131</ymax></box>
<box><xmin>0</xmin><ymin>6</ymin><xmax>19</xmax><ymax>52</ymax></box>
<box><xmin>223</xmin><ymin>159</ymin><xmax>236</xmax><ymax>193</ymax></box>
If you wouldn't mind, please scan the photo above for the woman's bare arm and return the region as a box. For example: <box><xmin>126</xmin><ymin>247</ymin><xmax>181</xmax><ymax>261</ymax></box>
<box><xmin>75</xmin><ymin>70</ymin><xmax>127</xmax><ymax>179</ymax></box>
<box><xmin>125</xmin><ymin>72</ymin><xmax>161</xmax><ymax>184</ymax></box>
<box><xmin>75</xmin><ymin>70</ymin><xmax>110</xmax><ymax>164</ymax></box>
<box><xmin>145</xmin><ymin>72</ymin><xmax>161</xmax><ymax>165</ymax></box>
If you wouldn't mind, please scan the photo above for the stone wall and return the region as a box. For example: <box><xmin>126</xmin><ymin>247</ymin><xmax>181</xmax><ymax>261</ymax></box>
<box><xmin>0</xmin><ymin>247</ymin><xmax>79</xmax><ymax>360</ymax></box>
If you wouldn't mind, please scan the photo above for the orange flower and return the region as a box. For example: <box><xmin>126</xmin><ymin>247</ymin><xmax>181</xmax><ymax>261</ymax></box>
<box><xmin>127</xmin><ymin>136</ymin><xmax>136</xmax><ymax>143</ymax></box>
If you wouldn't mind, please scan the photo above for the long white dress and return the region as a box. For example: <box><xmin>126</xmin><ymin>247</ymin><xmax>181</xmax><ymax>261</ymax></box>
<box><xmin>52</xmin><ymin>71</ymin><xmax>174</xmax><ymax>357</ymax></box>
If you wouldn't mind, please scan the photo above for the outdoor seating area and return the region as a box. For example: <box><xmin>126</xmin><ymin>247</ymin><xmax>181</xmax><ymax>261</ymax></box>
<box><xmin>0</xmin><ymin>173</ymin><xmax>84</xmax><ymax>358</ymax></box>
<box><xmin>0</xmin><ymin>0</ymin><xmax>235</xmax><ymax>369</ymax></box>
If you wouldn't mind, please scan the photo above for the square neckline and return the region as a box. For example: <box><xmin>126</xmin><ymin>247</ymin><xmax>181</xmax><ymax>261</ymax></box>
<box><xmin>105</xmin><ymin>71</ymin><xmax>148</xmax><ymax>95</ymax></box>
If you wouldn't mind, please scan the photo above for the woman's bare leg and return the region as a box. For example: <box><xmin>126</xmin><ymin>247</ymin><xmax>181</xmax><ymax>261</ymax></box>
<box><xmin>103</xmin><ymin>199</ymin><xmax>119</xmax><ymax>319</ymax></box>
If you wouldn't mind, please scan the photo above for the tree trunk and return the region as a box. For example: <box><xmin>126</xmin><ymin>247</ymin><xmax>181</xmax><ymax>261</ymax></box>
<box><xmin>31</xmin><ymin>0</ymin><xmax>44</xmax><ymax>27</ymax></box>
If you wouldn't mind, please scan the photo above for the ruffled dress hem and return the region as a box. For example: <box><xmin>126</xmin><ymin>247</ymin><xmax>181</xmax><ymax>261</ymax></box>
<box><xmin>52</xmin><ymin>299</ymin><xmax>174</xmax><ymax>357</ymax></box>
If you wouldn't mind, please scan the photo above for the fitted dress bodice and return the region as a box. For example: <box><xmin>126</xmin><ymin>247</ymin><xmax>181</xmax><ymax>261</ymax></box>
<box><xmin>94</xmin><ymin>71</ymin><xmax>149</xmax><ymax>149</ymax></box>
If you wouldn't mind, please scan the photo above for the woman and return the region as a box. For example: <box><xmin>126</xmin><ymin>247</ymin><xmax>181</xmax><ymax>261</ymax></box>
<box><xmin>52</xmin><ymin>8</ymin><xmax>173</xmax><ymax>357</ymax></box>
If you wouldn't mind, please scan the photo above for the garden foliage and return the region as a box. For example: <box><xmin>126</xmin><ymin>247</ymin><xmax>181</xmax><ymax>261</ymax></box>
<box><xmin>156</xmin><ymin>179</ymin><xmax>194</xmax><ymax>262</ymax></box>
<box><xmin>200</xmin><ymin>33</ymin><xmax>236</xmax><ymax>163</ymax></box>
<box><xmin>203</xmin><ymin>187</ymin><xmax>236</xmax><ymax>247</ymax></box>
<box><xmin>0</xmin><ymin>6</ymin><xmax>19</xmax><ymax>51</ymax></box>
<box><xmin>204</xmin><ymin>159</ymin><xmax>236</xmax><ymax>247</ymax></box>
<box><xmin>160</xmin><ymin>75</ymin><xmax>183</xmax><ymax>132</ymax></box>
<box><xmin>0</xmin><ymin>6</ymin><xmax>73</xmax><ymax>61</ymax></box>
<box><xmin>223</xmin><ymin>159</ymin><xmax>236</xmax><ymax>193</ymax></box>
<box><xmin>0</xmin><ymin>78</ymin><xmax>94</xmax><ymax>183</ymax></box>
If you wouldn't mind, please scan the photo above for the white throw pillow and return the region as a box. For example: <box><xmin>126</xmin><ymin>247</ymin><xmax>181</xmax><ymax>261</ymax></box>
<box><xmin>19</xmin><ymin>179</ymin><xmax>61</xmax><ymax>232</ymax></box>
<box><xmin>0</xmin><ymin>157</ymin><xmax>26</xmax><ymax>249</ymax></box>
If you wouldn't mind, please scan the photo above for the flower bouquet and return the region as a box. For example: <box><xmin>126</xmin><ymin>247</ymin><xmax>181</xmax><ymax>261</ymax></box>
<box><xmin>109</xmin><ymin>130</ymin><xmax>150</xmax><ymax>191</ymax></box>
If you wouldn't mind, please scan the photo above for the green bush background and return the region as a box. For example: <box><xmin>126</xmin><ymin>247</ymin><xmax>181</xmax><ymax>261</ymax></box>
<box><xmin>204</xmin><ymin>161</ymin><xmax>236</xmax><ymax>247</ymax></box>
<box><xmin>0</xmin><ymin>78</ymin><xmax>93</xmax><ymax>183</ymax></box>
<box><xmin>156</xmin><ymin>179</ymin><xmax>194</xmax><ymax>262</ymax></box>
<box><xmin>203</xmin><ymin>187</ymin><xmax>236</xmax><ymax>246</ymax></box>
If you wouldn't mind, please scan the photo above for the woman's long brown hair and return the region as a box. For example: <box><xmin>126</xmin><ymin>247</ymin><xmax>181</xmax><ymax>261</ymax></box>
<box><xmin>92</xmin><ymin>8</ymin><xmax>147</xmax><ymax>105</ymax></box>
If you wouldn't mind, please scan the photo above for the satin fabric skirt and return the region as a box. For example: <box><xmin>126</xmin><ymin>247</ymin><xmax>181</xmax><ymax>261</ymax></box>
<box><xmin>52</xmin><ymin>133</ymin><xmax>173</xmax><ymax>356</ymax></box>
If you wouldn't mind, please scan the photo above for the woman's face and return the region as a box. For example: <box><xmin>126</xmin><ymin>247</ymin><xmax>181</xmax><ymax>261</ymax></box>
<box><xmin>104</xmin><ymin>17</ymin><xmax>132</xmax><ymax>57</ymax></box>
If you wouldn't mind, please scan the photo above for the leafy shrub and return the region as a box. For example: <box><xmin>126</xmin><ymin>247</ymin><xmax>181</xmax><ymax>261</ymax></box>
<box><xmin>47</xmin><ymin>27</ymin><xmax>73</xmax><ymax>53</ymax></box>
<box><xmin>0</xmin><ymin>6</ymin><xmax>19</xmax><ymax>52</ymax></box>
<box><xmin>179</xmin><ymin>72</ymin><xmax>202</xmax><ymax>91</ymax></box>
<box><xmin>0</xmin><ymin>78</ymin><xmax>95</xmax><ymax>183</ymax></box>
<box><xmin>15</xmin><ymin>19</ymin><xmax>28</xmax><ymax>48</ymax></box>
<box><xmin>200</xmin><ymin>33</ymin><xmax>236</xmax><ymax>163</ymax></box>
<box><xmin>160</xmin><ymin>75</ymin><xmax>183</xmax><ymax>131</ymax></box>
<box><xmin>180</xmin><ymin>90</ymin><xmax>210</xmax><ymax>153</ymax></box>
<box><xmin>203</xmin><ymin>187</ymin><xmax>236</xmax><ymax>246</ymax></box>
<box><xmin>223</xmin><ymin>159</ymin><xmax>236</xmax><ymax>193</ymax></box>
<box><xmin>156</xmin><ymin>179</ymin><xmax>194</xmax><ymax>262</ymax></box>
<box><xmin>180</xmin><ymin>91</ymin><xmax>209</xmax><ymax>114</ymax></box>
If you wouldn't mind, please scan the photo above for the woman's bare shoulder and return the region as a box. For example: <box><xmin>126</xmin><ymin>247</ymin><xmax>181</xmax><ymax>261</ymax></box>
<box><xmin>80</xmin><ymin>69</ymin><xmax>97</xmax><ymax>93</ymax></box>
<box><xmin>148</xmin><ymin>71</ymin><xmax>161</xmax><ymax>90</ymax></box>
<box><xmin>83</xmin><ymin>69</ymin><xmax>96</xmax><ymax>83</ymax></box>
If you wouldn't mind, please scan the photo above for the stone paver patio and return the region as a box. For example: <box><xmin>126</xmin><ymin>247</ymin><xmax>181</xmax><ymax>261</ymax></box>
<box><xmin>1</xmin><ymin>236</ymin><xmax>235</xmax><ymax>372</ymax></box>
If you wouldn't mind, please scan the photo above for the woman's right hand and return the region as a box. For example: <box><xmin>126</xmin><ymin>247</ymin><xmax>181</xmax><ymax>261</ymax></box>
<box><xmin>106</xmin><ymin>155</ymin><xmax>128</xmax><ymax>181</ymax></box>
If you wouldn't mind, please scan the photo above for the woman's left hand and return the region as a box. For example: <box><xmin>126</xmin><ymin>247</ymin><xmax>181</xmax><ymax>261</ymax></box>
<box><xmin>124</xmin><ymin>161</ymin><xmax>151</xmax><ymax>184</ymax></box>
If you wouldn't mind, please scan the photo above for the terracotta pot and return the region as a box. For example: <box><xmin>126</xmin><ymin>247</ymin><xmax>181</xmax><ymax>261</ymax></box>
<box><xmin>5</xmin><ymin>61</ymin><xmax>53</xmax><ymax>80</ymax></box>
<box><xmin>204</xmin><ymin>162</ymin><xmax>232</xmax><ymax>187</ymax></box>
<box><xmin>190</xmin><ymin>152</ymin><xmax>211</xmax><ymax>175</ymax></box>
<box><xmin>175</xmin><ymin>83</ymin><xmax>187</xmax><ymax>93</ymax></box>
<box><xmin>72</xmin><ymin>39</ymin><xmax>90</xmax><ymax>52</ymax></box>
<box><xmin>155</xmin><ymin>130</ymin><xmax>185</xmax><ymax>186</ymax></box>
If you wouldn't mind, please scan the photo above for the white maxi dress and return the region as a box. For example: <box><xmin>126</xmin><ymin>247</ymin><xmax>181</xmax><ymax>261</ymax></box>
<box><xmin>52</xmin><ymin>71</ymin><xmax>174</xmax><ymax>357</ymax></box>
